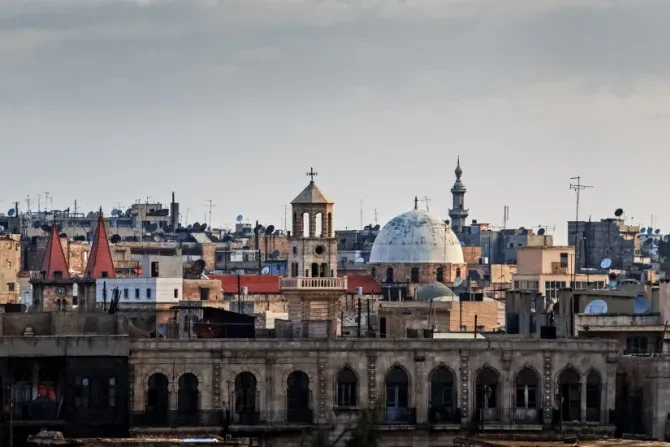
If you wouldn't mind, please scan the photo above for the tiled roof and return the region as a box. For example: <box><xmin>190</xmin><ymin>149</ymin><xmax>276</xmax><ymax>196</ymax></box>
<box><xmin>212</xmin><ymin>274</ymin><xmax>281</xmax><ymax>294</ymax></box>
<box><xmin>85</xmin><ymin>214</ymin><xmax>116</xmax><ymax>279</ymax></box>
<box><xmin>339</xmin><ymin>273</ymin><xmax>382</xmax><ymax>294</ymax></box>
<box><xmin>291</xmin><ymin>181</ymin><xmax>333</xmax><ymax>204</ymax></box>
<box><xmin>40</xmin><ymin>225</ymin><xmax>70</xmax><ymax>280</ymax></box>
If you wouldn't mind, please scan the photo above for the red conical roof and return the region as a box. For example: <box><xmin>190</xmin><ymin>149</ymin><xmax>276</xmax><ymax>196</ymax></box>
<box><xmin>40</xmin><ymin>224</ymin><xmax>70</xmax><ymax>280</ymax></box>
<box><xmin>85</xmin><ymin>212</ymin><xmax>116</xmax><ymax>279</ymax></box>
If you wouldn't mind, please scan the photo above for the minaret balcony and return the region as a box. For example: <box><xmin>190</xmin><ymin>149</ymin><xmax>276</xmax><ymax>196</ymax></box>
<box><xmin>280</xmin><ymin>276</ymin><xmax>347</xmax><ymax>291</ymax></box>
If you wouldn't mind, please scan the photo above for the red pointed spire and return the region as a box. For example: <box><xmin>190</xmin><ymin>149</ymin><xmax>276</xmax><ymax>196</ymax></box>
<box><xmin>85</xmin><ymin>209</ymin><xmax>116</xmax><ymax>279</ymax></box>
<box><xmin>40</xmin><ymin>224</ymin><xmax>70</xmax><ymax>280</ymax></box>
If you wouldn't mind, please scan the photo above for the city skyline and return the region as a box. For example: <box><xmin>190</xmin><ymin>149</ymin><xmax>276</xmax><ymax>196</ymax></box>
<box><xmin>2</xmin><ymin>0</ymin><xmax>669</xmax><ymax>241</ymax></box>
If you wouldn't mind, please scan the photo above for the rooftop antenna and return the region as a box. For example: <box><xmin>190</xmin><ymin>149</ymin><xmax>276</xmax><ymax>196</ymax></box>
<box><xmin>570</xmin><ymin>176</ymin><xmax>593</xmax><ymax>270</ymax></box>
<box><xmin>502</xmin><ymin>205</ymin><xmax>509</xmax><ymax>229</ymax></box>
<box><xmin>373</xmin><ymin>209</ymin><xmax>379</xmax><ymax>226</ymax></box>
<box><xmin>414</xmin><ymin>196</ymin><xmax>418</xmax><ymax>210</ymax></box>
<box><xmin>360</xmin><ymin>199</ymin><xmax>363</xmax><ymax>229</ymax></box>
<box><xmin>421</xmin><ymin>196</ymin><xmax>431</xmax><ymax>213</ymax></box>
<box><xmin>202</xmin><ymin>199</ymin><xmax>216</xmax><ymax>230</ymax></box>
<box><xmin>37</xmin><ymin>194</ymin><xmax>42</xmax><ymax>214</ymax></box>
<box><xmin>25</xmin><ymin>195</ymin><xmax>31</xmax><ymax>214</ymax></box>
<box><xmin>44</xmin><ymin>192</ymin><xmax>50</xmax><ymax>213</ymax></box>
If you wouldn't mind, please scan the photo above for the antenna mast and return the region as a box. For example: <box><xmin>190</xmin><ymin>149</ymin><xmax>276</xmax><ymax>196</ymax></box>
<box><xmin>360</xmin><ymin>199</ymin><xmax>363</xmax><ymax>229</ymax></box>
<box><xmin>421</xmin><ymin>196</ymin><xmax>431</xmax><ymax>213</ymax></box>
<box><xmin>570</xmin><ymin>176</ymin><xmax>593</xmax><ymax>270</ymax></box>
<box><xmin>373</xmin><ymin>209</ymin><xmax>379</xmax><ymax>226</ymax></box>
<box><xmin>503</xmin><ymin>205</ymin><xmax>509</xmax><ymax>229</ymax></box>
<box><xmin>202</xmin><ymin>199</ymin><xmax>216</xmax><ymax>230</ymax></box>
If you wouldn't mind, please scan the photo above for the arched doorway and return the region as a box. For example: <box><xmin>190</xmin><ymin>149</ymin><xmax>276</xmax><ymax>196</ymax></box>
<box><xmin>476</xmin><ymin>367</ymin><xmax>499</xmax><ymax>422</ymax></box>
<box><xmin>235</xmin><ymin>372</ymin><xmax>258</xmax><ymax>424</ymax></box>
<box><xmin>147</xmin><ymin>373</ymin><xmax>169</xmax><ymax>423</ymax></box>
<box><xmin>429</xmin><ymin>366</ymin><xmax>456</xmax><ymax>422</ymax></box>
<box><xmin>178</xmin><ymin>373</ymin><xmax>199</xmax><ymax>425</ymax></box>
<box><xmin>287</xmin><ymin>371</ymin><xmax>311</xmax><ymax>423</ymax></box>
<box><xmin>385</xmin><ymin>367</ymin><xmax>410</xmax><ymax>422</ymax></box>
<box><xmin>311</xmin><ymin>263</ymin><xmax>319</xmax><ymax>278</ymax></box>
<box><xmin>559</xmin><ymin>368</ymin><xmax>581</xmax><ymax>422</ymax></box>
<box><xmin>515</xmin><ymin>368</ymin><xmax>539</xmax><ymax>424</ymax></box>
<box><xmin>586</xmin><ymin>370</ymin><xmax>602</xmax><ymax>422</ymax></box>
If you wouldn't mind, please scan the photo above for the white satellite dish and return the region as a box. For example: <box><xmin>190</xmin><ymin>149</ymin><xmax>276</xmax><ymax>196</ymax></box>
<box><xmin>584</xmin><ymin>299</ymin><xmax>608</xmax><ymax>314</ymax></box>
<box><xmin>633</xmin><ymin>296</ymin><xmax>650</xmax><ymax>314</ymax></box>
<box><xmin>600</xmin><ymin>258</ymin><xmax>612</xmax><ymax>269</ymax></box>
<box><xmin>236</xmin><ymin>215</ymin><xmax>243</xmax><ymax>222</ymax></box>
<box><xmin>0</xmin><ymin>225</ymin><xmax>4</xmax><ymax>232</ymax></box>
<box><xmin>261</xmin><ymin>266</ymin><xmax>270</xmax><ymax>275</ymax></box>
<box><xmin>453</xmin><ymin>277</ymin><xmax>464</xmax><ymax>288</ymax></box>
<box><xmin>355</xmin><ymin>257</ymin><xmax>365</xmax><ymax>263</ymax></box>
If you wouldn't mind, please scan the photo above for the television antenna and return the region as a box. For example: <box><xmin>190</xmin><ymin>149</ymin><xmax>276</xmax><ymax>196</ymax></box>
<box><xmin>373</xmin><ymin>209</ymin><xmax>379</xmax><ymax>226</ymax></box>
<box><xmin>570</xmin><ymin>176</ymin><xmax>593</xmax><ymax>271</ymax></box>
<box><xmin>202</xmin><ymin>199</ymin><xmax>216</xmax><ymax>230</ymax></box>
<box><xmin>420</xmin><ymin>196</ymin><xmax>431</xmax><ymax>213</ymax></box>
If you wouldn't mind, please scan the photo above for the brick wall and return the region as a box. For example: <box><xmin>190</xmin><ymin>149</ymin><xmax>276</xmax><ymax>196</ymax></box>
<box><xmin>369</xmin><ymin>262</ymin><xmax>467</xmax><ymax>284</ymax></box>
<box><xmin>462</xmin><ymin>246</ymin><xmax>482</xmax><ymax>264</ymax></box>
<box><xmin>449</xmin><ymin>300</ymin><xmax>499</xmax><ymax>331</ymax></box>
<box><xmin>0</xmin><ymin>237</ymin><xmax>21</xmax><ymax>303</ymax></box>
<box><xmin>182</xmin><ymin>279</ymin><xmax>222</xmax><ymax>302</ymax></box>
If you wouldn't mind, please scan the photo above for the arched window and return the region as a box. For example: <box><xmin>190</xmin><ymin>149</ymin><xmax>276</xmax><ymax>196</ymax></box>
<box><xmin>559</xmin><ymin>367</ymin><xmax>581</xmax><ymax>422</ymax></box>
<box><xmin>586</xmin><ymin>370</ymin><xmax>601</xmax><ymax>422</ymax></box>
<box><xmin>429</xmin><ymin>367</ymin><xmax>455</xmax><ymax>422</ymax></box>
<box><xmin>385</xmin><ymin>267</ymin><xmax>394</xmax><ymax>283</ymax></box>
<box><xmin>410</xmin><ymin>267</ymin><xmax>420</xmax><ymax>283</ymax></box>
<box><xmin>75</xmin><ymin>376</ymin><xmax>91</xmax><ymax>408</ymax></box>
<box><xmin>315</xmin><ymin>213</ymin><xmax>323</xmax><ymax>237</ymax></box>
<box><xmin>311</xmin><ymin>263</ymin><xmax>319</xmax><ymax>278</ymax></box>
<box><xmin>515</xmin><ymin>368</ymin><xmax>539</xmax><ymax>424</ymax></box>
<box><xmin>371</xmin><ymin>267</ymin><xmax>377</xmax><ymax>279</ymax></box>
<box><xmin>327</xmin><ymin>213</ymin><xmax>332</xmax><ymax>238</ymax></box>
<box><xmin>12</xmin><ymin>368</ymin><xmax>32</xmax><ymax>418</ymax></box>
<box><xmin>456</xmin><ymin>268</ymin><xmax>461</xmax><ymax>279</ymax></box>
<box><xmin>385</xmin><ymin>367</ymin><xmax>410</xmax><ymax>422</ymax></box>
<box><xmin>475</xmin><ymin>367</ymin><xmax>499</xmax><ymax>422</ymax></box>
<box><xmin>302</xmin><ymin>212</ymin><xmax>310</xmax><ymax>237</ymax></box>
<box><xmin>320</xmin><ymin>263</ymin><xmax>328</xmax><ymax>278</ymax></box>
<box><xmin>287</xmin><ymin>371</ymin><xmax>311</xmax><ymax>423</ymax></box>
<box><xmin>147</xmin><ymin>373</ymin><xmax>169</xmax><ymax>419</ymax></box>
<box><xmin>235</xmin><ymin>372</ymin><xmax>258</xmax><ymax>424</ymax></box>
<box><xmin>436</xmin><ymin>268</ymin><xmax>444</xmax><ymax>283</ymax></box>
<box><xmin>336</xmin><ymin>368</ymin><xmax>357</xmax><ymax>407</ymax></box>
<box><xmin>178</xmin><ymin>373</ymin><xmax>199</xmax><ymax>425</ymax></box>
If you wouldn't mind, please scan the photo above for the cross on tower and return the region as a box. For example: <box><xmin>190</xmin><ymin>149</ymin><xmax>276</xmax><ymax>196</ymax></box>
<box><xmin>306</xmin><ymin>167</ymin><xmax>318</xmax><ymax>183</ymax></box>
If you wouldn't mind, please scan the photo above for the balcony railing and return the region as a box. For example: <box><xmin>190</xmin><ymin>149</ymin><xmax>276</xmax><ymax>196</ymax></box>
<box><xmin>381</xmin><ymin>407</ymin><xmax>416</xmax><ymax>424</ymax></box>
<box><xmin>575</xmin><ymin>313</ymin><xmax>663</xmax><ymax>329</ymax></box>
<box><xmin>130</xmin><ymin>410</ymin><xmax>224</xmax><ymax>427</ymax></box>
<box><xmin>428</xmin><ymin>405</ymin><xmax>460</xmax><ymax>423</ymax></box>
<box><xmin>280</xmin><ymin>277</ymin><xmax>347</xmax><ymax>290</ymax></box>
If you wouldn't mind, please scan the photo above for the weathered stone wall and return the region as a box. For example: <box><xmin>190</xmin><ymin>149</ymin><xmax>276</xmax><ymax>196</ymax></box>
<box><xmin>0</xmin><ymin>236</ymin><xmax>21</xmax><ymax>303</ymax></box>
<box><xmin>183</xmin><ymin>279</ymin><xmax>223</xmax><ymax>302</ymax></box>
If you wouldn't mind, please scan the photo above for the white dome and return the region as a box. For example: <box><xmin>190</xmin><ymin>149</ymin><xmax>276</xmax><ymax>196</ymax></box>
<box><xmin>370</xmin><ymin>209</ymin><xmax>464</xmax><ymax>264</ymax></box>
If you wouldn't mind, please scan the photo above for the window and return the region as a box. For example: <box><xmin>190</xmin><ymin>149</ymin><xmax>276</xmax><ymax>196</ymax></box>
<box><xmin>75</xmin><ymin>376</ymin><xmax>91</xmax><ymax>408</ymax></box>
<box><xmin>124</xmin><ymin>288</ymin><xmax>129</xmax><ymax>299</ymax></box>
<box><xmin>7</xmin><ymin>282</ymin><xmax>15</xmax><ymax>292</ymax></box>
<box><xmin>456</xmin><ymin>268</ymin><xmax>461</xmax><ymax>278</ymax></box>
<box><xmin>54</xmin><ymin>271</ymin><xmax>63</xmax><ymax>280</ymax></box>
<box><xmin>135</xmin><ymin>288</ymin><xmax>140</xmax><ymax>299</ymax></box>
<box><xmin>436</xmin><ymin>268</ymin><xmax>444</xmax><ymax>282</ymax></box>
<box><xmin>544</xmin><ymin>281</ymin><xmax>567</xmax><ymax>300</ymax></box>
<box><xmin>514</xmin><ymin>281</ymin><xmax>520</xmax><ymax>289</ymax></box>
<box><xmin>410</xmin><ymin>267</ymin><xmax>420</xmax><ymax>283</ymax></box>
<box><xmin>626</xmin><ymin>336</ymin><xmax>648</xmax><ymax>355</ymax></box>
<box><xmin>108</xmin><ymin>377</ymin><xmax>117</xmax><ymax>407</ymax></box>
<box><xmin>174</xmin><ymin>289</ymin><xmax>179</xmax><ymax>299</ymax></box>
<box><xmin>151</xmin><ymin>261</ymin><xmax>159</xmax><ymax>278</ymax></box>
<box><xmin>101</xmin><ymin>271</ymin><xmax>109</xmax><ymax>278</ymax></box>
<box><xmin>146</xmin><ymin>288</ymin><xmax>152</xmax><ymax>299</ymax></box>
<box><xmin>336</xmin><ymin>369</ymin><xmax>357</xmax><ymax>407</ymax></box>
<box><xmin>385</xmin><ymin>267</ymin><xmax>394</xmax><ymax>283</ymax></box>
<box><xmin>200</xmin><ymin>287</ymin><xmax>210</xmax><ymax>301</ymax></box>
<box><xmin>560</xmin><ymin>253</ymin><xmax>568</xmax><ymax>267</ymax></box>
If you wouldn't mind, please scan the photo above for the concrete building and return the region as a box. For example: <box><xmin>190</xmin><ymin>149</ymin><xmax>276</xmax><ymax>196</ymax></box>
<box><xmin>568</xmin><ymin>218</ymin><xmax>640</xmax><ymax>271</ymax></box>
<box><xmin>512</xmin><ymin>245</ymin><xmax>608</xmax><ymax>305</ymax></box>
<box><xmin>0</xmin><ymin>234</ymin><xmax>21</xmax><ymax>304</ymax></box>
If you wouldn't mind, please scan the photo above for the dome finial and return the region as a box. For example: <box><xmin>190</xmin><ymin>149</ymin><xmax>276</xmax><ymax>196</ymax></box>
<box><xmin>455</xmin><ymin>156</ymin><xmax>463</xmax><ymax>180</ymax></box>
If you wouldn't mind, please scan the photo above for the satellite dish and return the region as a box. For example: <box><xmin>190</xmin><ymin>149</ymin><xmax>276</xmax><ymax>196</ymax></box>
<box><xmin>374</xmin><ymin>224</ymin><xmax>381</xmax><ymax>231</ymax></box>
<box><xmin>614</xmin><ymin>208</ymin><xmax>624</xmax><ymax>217</ymax></box>
<box><xmin>633</xmin><ymin>296</ymin><xmax>650</xmax><ymax>314</ymax></box>
<box><xmin>355</xmin><ymin>257</ymin><xmax>365</xmax><ymax>263</ymax></box>
<box><xmin>271</xmin><ymin>250</ymin><xmax>280</xmax><ymax>259</ymax></box>
<box><xmin>265</xmin><ymin>225</ymin><xmax>275</xmax><ymax>235</ymax></box>
<box><xmin>236</xmin><ymin>215</ymin><xmax>243</xmax><ymax>222</ymax></box>
<box><xmin>647</xmin><ymin>227</ymin><xmax>653</xmax><ymax>234</ymax></box>
<box><xmin>537</xmin><ymin>228</ymin><xmax>545</xmax><ymax>236</ymax></box>
<box><xmin>110</xmin><ymin>234</ymin><xmax>122</xmax><ymax>244</ymax></box>
<box><xmin>453</xmin><ymin>277</ymin><xmax>464</xmax><ymax>288</ymax></box>
<box><xmin>147</xmin><ymin>223</ymin><xmax>159</xmax><ymax>232</ymax></box>
<box><xmin>640</xmin><ymin>228</ymin><xmax>646</xmax><ymax>234</ymax></box>
<box><xmin>655</xmin><ymin>229</ymin><xmax>661</xmax><ymax>234</ymax></box>
<box><xmin>0</xmin><ymin>226</ymin><xmax>4</xmax><ymax>232</ymax></box>
<box><xmin>600</xmin><ymin>258</ymin><xmax>612</xmax><ymax>269</ymax></box>
<box><xmin>584</xmin><ymin>299</ymin><xmax>608</xmax><ymax>314</ymax></box>
<box><xmin>261</xmin><ymin>266</ymin><xmax>270</xmax><ymax>275</ymax></box>
<box><xmin>200</xmin><ymin>223</ymin><xmax>208</xmax><ymax>232</ymax></box>
<box><xmin>7</xmin><ymin>209</ymin><xmax>15</xmax><ymax>217</ymax></box>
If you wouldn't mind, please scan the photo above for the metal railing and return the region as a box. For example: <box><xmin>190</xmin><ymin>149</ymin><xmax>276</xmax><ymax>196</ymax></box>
<box><xmin>226</xmin><ymin>410</ymin><xmax>314</xmax><ymax>426</ymax></box>
<box><xmin>130</xmin><ymin>410</ymin><xmax>224</xmax><ymax>427</ymax></box>
<box><xmin>428</xmin><ymin>405</ymin><xmax>460</xmax><ymax>423</ymax></box>
<box><xmin>280</xmin><ymin>277</ymin><xmax>347</xmax><ymax>290</ymax></box>
<box><xmin>381</xmin><ymin>407</ymin><xmax>416</xmax><ymax>424</ymax></box>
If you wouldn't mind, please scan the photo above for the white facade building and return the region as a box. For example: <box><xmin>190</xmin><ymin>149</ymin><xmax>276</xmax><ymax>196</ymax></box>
<box><xmin>95</xmin><ymin>277</ymin><xmax>183</xmax><ymax>304</ymax></box>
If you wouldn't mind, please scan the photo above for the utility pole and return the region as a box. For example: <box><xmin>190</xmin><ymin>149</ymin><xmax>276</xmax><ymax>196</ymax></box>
<box><xmin>202</xmin><ymin>200</ymin><xmax>216</xmax><ymax>230</ymax></box>
<box><xmin>570</xmin><ymin>176</ymin><xmax>593</xmax><ymax>271</ymax></box>
<box><xmin>25</xmin><ymin>195</ymin><xmax>31</xmax><ymax>214</ymax></box>
<box><xmin>44</xmin><ymin>192</ymin><xmax>50</xmax><ymax>213</ymax></box>
<box><xmin>37</xmin><ymin>194</ymin><xmax>42</xmax><ymax>214</ymax></box>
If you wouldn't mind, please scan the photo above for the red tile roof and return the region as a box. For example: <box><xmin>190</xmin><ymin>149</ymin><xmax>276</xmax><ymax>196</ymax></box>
<box><xmin>339</xmin><ymin>273</ymin><xmax>382</xmax><ymax>294</ymax></box>
<box><xmin>85</xmin><ymin>214</ymin><xmax>116</xmax><ymax>279</ymax></box>
<box><xmin>212</xmin><ymin>275</ymin><xmax>281</xmax><ymax>294</ymax></box>
<box><xmin>40</xmin><ymin>225</ymin><xmax>70</xmax><ymax>280</ymax></box>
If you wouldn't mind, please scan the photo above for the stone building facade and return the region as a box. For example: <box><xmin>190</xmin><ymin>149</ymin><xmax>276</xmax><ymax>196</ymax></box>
<box><xmin>129</xmin><ymin>337</ymin><xmax>617</xmax><ymax>446</ymax></box>
<box><xmin>0</xmin><ymin>235</ymin><xmax>21</xmax><ymax>304</ymax></box>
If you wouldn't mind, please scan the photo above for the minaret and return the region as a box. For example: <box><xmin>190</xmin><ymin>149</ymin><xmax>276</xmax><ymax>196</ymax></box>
<box><xmin>448</xmin><ymin>157</ymin><xmax>469</xmax><ymax>234</ymax></box>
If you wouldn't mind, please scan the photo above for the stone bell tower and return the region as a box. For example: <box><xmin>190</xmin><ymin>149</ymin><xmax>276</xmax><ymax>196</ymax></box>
<box><xmin>281</xmin><ymin>168</ymin><xmax>346</xmax><ymax>339</ymax></box>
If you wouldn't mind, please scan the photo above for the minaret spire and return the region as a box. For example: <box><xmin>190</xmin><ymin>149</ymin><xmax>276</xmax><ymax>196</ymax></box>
<box><xmin>448</xmin><ymin>157</ymin><xmax>469</xmax><ymax>234</ymax></box>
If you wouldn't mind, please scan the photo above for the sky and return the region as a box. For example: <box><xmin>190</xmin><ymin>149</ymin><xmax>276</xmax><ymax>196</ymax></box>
<box><xmin>1</xmin><ymin>0</ymin><xmax>669</xmax><ymax>243</ymax></box>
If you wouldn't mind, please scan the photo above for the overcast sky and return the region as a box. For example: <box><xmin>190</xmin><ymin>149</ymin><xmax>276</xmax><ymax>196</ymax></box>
<box><xmin>1</xmin><ymin>0</ymin><xmax>669</xmax><ymax>241</ymax></box>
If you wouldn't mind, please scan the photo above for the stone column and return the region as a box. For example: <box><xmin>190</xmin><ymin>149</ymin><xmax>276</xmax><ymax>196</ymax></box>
<box><xmin>580</xmin><ymin>377</ymin><xmax>587</xmax><ymax>423</ymax></box>
<box><xmin>318</xmin><ymin>360</ymin><xmax>328</xmax><ymax>423</ymax></box>
<box><xmin>459</xmin><ymin>354</ymin><xmax>470</xmax><ymax>425</ymax></box>
<box><xmin>169</xmin><ymin>383</ymin><xmax>178</xmax><ymax>411</ymax></box>
<box><xmin>321</xmin><ymin>214</ymin><xmax>327</xmax><ymax>238</ymax></box>
<box><xmin>309</xmin><ymin>213</ymin><xmax>316</xmax><ymax>237</ymax></box>
<box><xmin>212</xmin><ymin>363</ymin><xmax>222</xmax><ymax>410</ymax></box>
<box><xmin>265</xmin><ymin>357</ymin><xmax>275</xmax><ymax>421</ymax></box>
<box><xmin>414</xmin><ymin>354</ymin><xmax>426</xmax><ymax>423</ymax></box>
<box><xmin>542</xmin><ymin>354</ymin><xmax>553</xmax><ymax>428</ymax></box>
<box><xmin>367</xmin><ymin>354</ymin><xmax>377</xmax><ymax>408</ymax></box>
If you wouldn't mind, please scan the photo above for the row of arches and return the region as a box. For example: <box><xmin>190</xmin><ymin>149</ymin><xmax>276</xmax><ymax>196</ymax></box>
<box><xmin>144</xmin><ymin>365</ymin><xmax>604</xmax><ymax>425</ymax></box>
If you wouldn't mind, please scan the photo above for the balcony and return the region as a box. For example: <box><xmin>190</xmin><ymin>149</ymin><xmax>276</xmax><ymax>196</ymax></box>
<box><xmin>226</xmin><ymin>410</ymin><xmax>314</xmax><ymax>432</ymax></box>
<box><xmin>280</xmin><ymin>277</ymin><xmax>347</xmax><ymax>290</ymax></box>
<box><xmin>381</xmin><ymin>407</ymin><xmax>416</xmax><ymax>425</ymax></box>
<box><xmin>130</xmin><ymin>410</ymin><xmax>224</xmax><ymax>427</ymax></box>
<box><xmin>575</xmin><ymin>313</ymin><xmax>664</xmax><ymax>332</ymax></box>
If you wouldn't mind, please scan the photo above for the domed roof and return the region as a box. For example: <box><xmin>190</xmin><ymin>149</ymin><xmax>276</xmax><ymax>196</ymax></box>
<box><xmin>417</xmin><ymin>281</ymin><xmax>457</xmax><ymax>301</ymax></box>
<box><xmin>369</xmin><ymin>209</ymin><xmax>465</xmax><ymax>264</ymax></box>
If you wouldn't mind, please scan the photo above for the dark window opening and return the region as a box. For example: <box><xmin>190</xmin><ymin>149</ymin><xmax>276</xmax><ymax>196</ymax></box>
<box><xmin>151</xmin><ymin>261</ymin><xmax>159</xmax><ymax>278</ymax></box>
<box><xmin>410</xmin><ymin>267</ymin><xmax>420</xmax><ymax>283</ymax></box>
<box><xmin>336</xmin><ymin>368</ymin><xmax>357</xmax><ymax>407</ymax></box>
